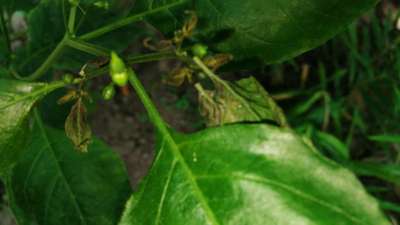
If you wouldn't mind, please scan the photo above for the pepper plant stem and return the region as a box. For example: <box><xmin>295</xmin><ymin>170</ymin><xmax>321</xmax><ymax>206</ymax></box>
<box><xmin>66</xmin><ymin>38</ymin><xmax>110</xmax><ymax>56</ymax></box>
<box><xmin>79</xmin><ymin>0</ymin><xmax>184</xmax><ymax>41</ymax></box>
<box><xmin>85</xmin><ymin>51</ymin><xmax>176</xmax><ymax>80</ymax></box>
<box><xmin>128</xmin><ymin>70</ymin><xmax>168</xmax><ymax>134</ymax></box>
<box><xmin>126</xmin><ymin>51</ymin><xmax>176</xmax><ymax>64</ymax></box>
<box><xmin>68</xmin><ymin>5</ymin><xmax>78</xmax><ymax>35</ymax></box>
<box><xmin>21</xmin><ymin>35</ymin><xmax>68</xmax><ymax>81</ymax></box>
<box><xmin>127</xmin><ymin>69</ymin><xmax>220</xmax><ymax>225</ymax></box>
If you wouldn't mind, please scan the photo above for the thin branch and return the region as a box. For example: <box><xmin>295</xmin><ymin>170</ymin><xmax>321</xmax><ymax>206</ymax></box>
<box><xmin>68</xmin><ymin>4</ymin><xmax>78</xmax><ymax>35</ymax></box>
<box><xmin>85</xmin><ymin>51</ymin><xmax>177</xmax><ymax>80</ymax></box>
<box><xmin>79</xmin><ymin>1</ymin><xmax>184</xmax><ymax>40</ymax></box>
<box><xmin>66</xmin><ymin>38</ymin><xmax>110</xmax><ymax>56</ymax></box>
<box><xmin>16</xmin><ymin>36</ymin><xmax>68</xmax><ymax>81</ymax></box>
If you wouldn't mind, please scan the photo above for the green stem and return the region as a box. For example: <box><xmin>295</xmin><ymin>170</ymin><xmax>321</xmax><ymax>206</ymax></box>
<box><xmin>66</xmin><ymin>38</ymin><xmax>109</xmax><ymax>56</ymax></box>
<box><xmin>68</xmin><ymin>5</ymin><xmax>78</xmax><ymax>35</ymax></box>
<box><xmin>86</xmin><ymin>51</ymin><xmax>176</xmax><ymax>79</ymax></box>
<box><xmin>18</xmin><ymin>36</ymin><xmax>68</xmax><ymax>81</ymax></box>
<box><xmin>0</xmin><ymin>5</ymin><xmax>11</xmax><ymax>63</ymax></box>
<box><xmin>128</xmin><ymin>70</ymin><xmax>168</xmax><ymax>134</ymax></box>
<box><xmin>13</xmin><ymin>1</ymin><xmax>79</xmax><ymax>81</ymax></box>
<box><xmin>126</xmin><ymin>51</ymin><xmax>176</xmax><ymax>64</ymax></box>
<box><xmin>80</xmin><ymin>1</ymin><xmax>184</xmax><ymax>40</ymax></box>
<box><xmin>127</xmin><ymin>69</ymin><xmax>220</xmax><ymax>225</ymax></box>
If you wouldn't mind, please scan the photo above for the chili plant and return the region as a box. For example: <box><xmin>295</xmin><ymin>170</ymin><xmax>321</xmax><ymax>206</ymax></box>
<box><xmin>0</xmin><ymin>0</ymin><xmax>395</xmax><ymax>225</ymax></box>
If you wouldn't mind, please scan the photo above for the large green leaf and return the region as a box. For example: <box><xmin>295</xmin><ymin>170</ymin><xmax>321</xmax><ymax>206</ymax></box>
<box><xmin>0</xmin><ymin>79</ymin><xmax>62</xmax><ymax>176</ymax></box>
<box><xmin>5</xmin><ymin>114</ymin><xmax>131</xmax><ymax>225</ymax></box>
<box><xmin>136</xmin><ymin>0</ymin><xmax>379</xmax><ymax>63</ymax></box>
<box><xmin>119</xmin><ymin>124</ymin><xmax>390</xmax><ymax>225</ymax></box>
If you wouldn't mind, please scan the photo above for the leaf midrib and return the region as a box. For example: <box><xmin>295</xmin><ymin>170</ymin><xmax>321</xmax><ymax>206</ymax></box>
<box><xmin>0</xmin><ymin>81</ymin><xmax>64</xmax><ymax>110</ymax></box>
<box><xmin>34</xmin><ymin>111</ymin><xmax>88</xmax><ymax>225</ymax></box>
<box><xmin>196</xmin><ymin>173</ymin><xmax>366</xmax><ymax>225</ymax></box>
<box><xmin>128</xmin><ymin>68</ymin><xmax>221</xmax><ymax>225</ymax></box>
<box><xmin>162</xmin><ymin>133</ymin><xmax>221</xmax><ymax>225</ymax></box>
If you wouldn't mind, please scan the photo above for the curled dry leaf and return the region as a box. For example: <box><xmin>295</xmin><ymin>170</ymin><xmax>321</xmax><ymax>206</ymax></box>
<box><xmin>197</xmin><ymin>76</ymin><xmax>288</xmax><ymax>127</ymax></box>
<box><xmin>203</xmin><ymin>53</ymin><xmax>234</xmax><ymax>71</ymax></box>
<box><xmin>65</xmin><ymin>98</ymin><xmax>92</xmax><ymax>153</ymax></box>
<box><xmin>163</xmin><ymin>67</ymin><xmax>193</xmax><ymax>87</ymax></box>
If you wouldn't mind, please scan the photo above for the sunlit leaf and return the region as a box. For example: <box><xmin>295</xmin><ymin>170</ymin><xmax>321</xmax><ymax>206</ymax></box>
<box><xmin>119</xmin><ymin>124</ymin><xmax>390</xmax><ymax>225</ymax></box>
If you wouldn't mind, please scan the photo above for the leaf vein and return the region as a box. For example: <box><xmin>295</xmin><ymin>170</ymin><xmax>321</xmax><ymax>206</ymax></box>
<box><xmin>35</xmin><ymin>112</ymin><xmax>88</xmax><ymax>225</ymax></box>
<box><xmin>196</xmin><ymin>174</ymin><xmax>366</xmax><ymax>225</ymax></box>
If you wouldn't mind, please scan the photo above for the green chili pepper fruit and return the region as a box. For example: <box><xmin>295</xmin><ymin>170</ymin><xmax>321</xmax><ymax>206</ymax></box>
<box><xmin>110</xmin><ymin>51</ymin><xmax>129</xmax><ymax>87</ymax></box>
<box><xmin>191</xmin><ymin>43</ymin><xmax>208</xmax><ymax>58</ymax></box>
<box><xmin>102</xmin><ymin>84</ymin><xmax>115</xmax><ymax>100</ymax></box>
<box><xmin>111</xmin><ymin>72</ymin><xmax>129</xmax><ymax>87</ymax></box>
<box><xmin>110</xmin><ymin>51</ymin><xmax>127</xmax><ymax>75</ymax></box>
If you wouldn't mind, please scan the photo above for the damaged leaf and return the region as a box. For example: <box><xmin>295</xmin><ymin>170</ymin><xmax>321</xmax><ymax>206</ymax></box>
<box><xmin>197</xmin><ymin>76</ymin><xmax>288</xmax><ymax>127</ymax></box>
<box><xmin>0</xmin><ymin>79</ymin><xmax>64</xmax><ymax>176</ymax></box>
<box><xmin>65</xmin><ymin>98</ymin><xmax>92</xmax><ymax>152</ymax></box>
<box><xmin>164</xmin><ymin>67</ymin><xmax>194</xmax><ymax>87</ymax></box>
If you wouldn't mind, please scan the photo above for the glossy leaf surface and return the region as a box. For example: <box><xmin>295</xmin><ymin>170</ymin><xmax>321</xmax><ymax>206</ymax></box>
<box><xmin>0</xmin><ymin>79</ymin><xmax>61</xmax><ymax>176</ymax></box>
<box><xmin>137</xmin><ymin>0</ymin><xmax>379</xmax><ymax>63</ymax></box>
<box><xmin>119</xmin><ymin>124</ymin><xmax>390</xmax><ymax>225</ymax></box>
<box><xmin>6</xmin><ymin>114</ymin><xmax>131</xmax><ymax>225</ymax></box>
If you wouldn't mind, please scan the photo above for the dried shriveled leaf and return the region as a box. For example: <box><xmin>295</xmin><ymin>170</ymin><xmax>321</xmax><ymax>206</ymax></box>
<box><xmin>65</xmin><ymin>99</ymin><xmax>92</xmax><ymax>152</ymax></box>
<box><xmin>197</xmin><ymin>76</ymin><xmax>288</xmax><ymax>127</ymax></box>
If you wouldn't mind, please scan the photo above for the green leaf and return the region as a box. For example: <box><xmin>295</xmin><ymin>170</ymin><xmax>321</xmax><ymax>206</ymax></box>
<box><xmin>197</xmin><ymin>76</ymin><xmax>288</xmax><ymax>127</ymax></box>
<box><xmin>5</xmin><ymin>113</ymin><xmax>131</xmax><ymax>225</ymax></box>
<box><xmin>119</xmin><ymin>124</ymin><xmax>390</xmax><ymax>225</ymax></box>
<box><xmin>0</xmin><ymin>79</ymin><xmax>63</xmax><ymax>176</ymax></box>
<box><xmin>346</xmin><ymin>162</ymin><xmax>400</xmax><ymax>186</ymax></box>
<box><xmin>368</xmin><ymin>134</ymin><xmax>400</xmax><ymax>143</ymax></box>
<box><xmin>138</xmin><ymin>0</ymin><xmax>379</xmax><ymax>63</ymax></box>
<box><xmin>314</xmin><ymin>130</ymin><xmax>349</xmax><ymax>160</ymax></box>
<box><xmin>379</xmin><ymin>200</ymin><xmax>400</xmax><ymax>214</ymax></box>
